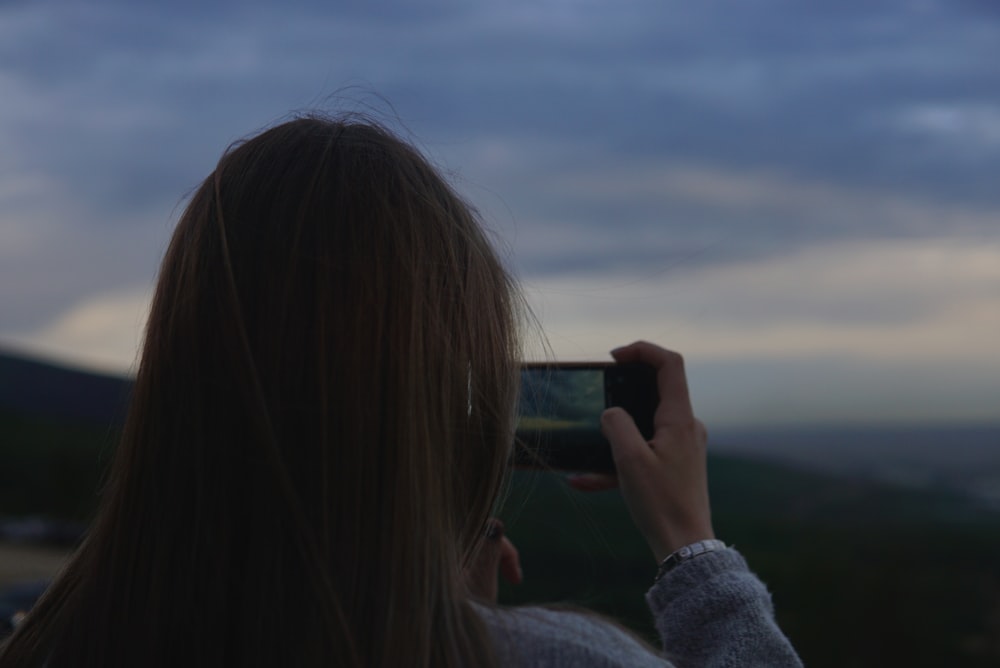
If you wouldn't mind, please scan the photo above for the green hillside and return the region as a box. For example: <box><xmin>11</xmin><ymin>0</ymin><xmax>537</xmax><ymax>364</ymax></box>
<box><xmin>2</xmin><ymin>411</ymin><xmax>1000</xmax><ymax>665</ymax></box>
<box><xmin>0</xmin><ymin>410</ymin><xmax>117</xmax><ymax>521</ymax></box>
<box><xmin>498</xmin><ymin>464</ymin><xmax>1000</xmax><ymax>667</ymax></box>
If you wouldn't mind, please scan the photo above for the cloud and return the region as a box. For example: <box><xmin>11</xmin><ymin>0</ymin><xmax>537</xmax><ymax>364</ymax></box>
<box><xmin>457</xmin><ymin>151</ymin><xmax>1000</xmax><ymax>279</ymax></box>
<box><xmin>520</xmin><ymin>238</ymin><xmax>1000</xmax><ymax>423</ymax></box>
<box><xmin>3</xmin><ymin>286</ymin><xmax>151</xmax><ymax>374</ymax></box>
<box><xmin>0</xmin><ymin>176</ymin><xmax>171</xmax><ymax>332</ymax></box>
<box><xmin>3</xmin><ymin>0</ymin><xmax>998</xmax><ymax>229</ymax></box>
<box><xmin>522</xmin><ymin>237</ymin><xmax>1000</xmax><ymax>360</ymax></box>
<box><xmin>691</xmin><ymin>355</ymin><xmax>1000</xmax><ymax>426</ymax></box>
<box><xmin>895</xmin><ymin>103</ymin><xmax>1000</xmax><ymax>146</ymax></box>
<box><xmin>6</xmin><ymin>236</ymin><xmax>997</xmax><ymax>426</ymax></box>
<box><xmin>1</xmin><ymin>0</ymin><xmax>998</xmax><ymax>427</ymax></box>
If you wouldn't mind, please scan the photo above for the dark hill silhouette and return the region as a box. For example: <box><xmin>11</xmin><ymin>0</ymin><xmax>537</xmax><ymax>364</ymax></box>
<box><xmin>0</xmin><ymin>349</ymin><xmax>132</xmax><ymax>426</ymax></box>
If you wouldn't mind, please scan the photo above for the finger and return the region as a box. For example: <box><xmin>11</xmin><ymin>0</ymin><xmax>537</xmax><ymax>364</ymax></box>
<box><xmin>601</xmin><ymin>406</ymin><xmax>654</xmax><ymax>472</ymax></box>
<box><xmin>611</xmin><ymin>341</ymin><xmax>694</xmax><ymax>425</ymax></box>
<box><xmin>565</xmin><ymin>473</ymin><xmax>619</xmax><ymax>492</ymax></box>
<box><xmin>498</xmin><ymin>536</ymin><xmax>523</xmax><ymax>585</ymax></box>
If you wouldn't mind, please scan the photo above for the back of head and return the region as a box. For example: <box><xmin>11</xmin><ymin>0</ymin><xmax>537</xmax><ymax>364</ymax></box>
<box><xmin>2</xmin><ymin>117</ymin><xmax>520</xmax><ymax>667</ymax></box>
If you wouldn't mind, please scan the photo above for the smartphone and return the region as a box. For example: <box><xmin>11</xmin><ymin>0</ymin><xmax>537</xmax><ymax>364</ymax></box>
<box><xmin>514</xmin><ymin>362</ymin><xmax>658</xmax><ymax>472</ymax></box>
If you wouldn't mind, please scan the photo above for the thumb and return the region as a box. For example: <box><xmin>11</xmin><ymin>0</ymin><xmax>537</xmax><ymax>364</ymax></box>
<box><xmin>601</xmin><ymin>406</ymin><xmax>652</xmax><ymax>471</ymax></box>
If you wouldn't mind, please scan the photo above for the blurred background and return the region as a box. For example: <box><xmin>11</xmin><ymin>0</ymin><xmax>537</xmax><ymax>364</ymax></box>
<box><xmin>1</xmin><ymin>1</ymin><xmax>998</xmax><ymax>664</ymax></box>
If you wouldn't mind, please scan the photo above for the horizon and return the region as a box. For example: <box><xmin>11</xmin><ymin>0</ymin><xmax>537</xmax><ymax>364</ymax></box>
<box><xmin>3</xmin><ymin>343</ymin><xmax>999</xmax><ymax>432</ymax></box>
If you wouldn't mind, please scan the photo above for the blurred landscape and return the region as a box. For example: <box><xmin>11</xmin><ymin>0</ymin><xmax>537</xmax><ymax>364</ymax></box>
<box><xmin>1</xmin><ymin>348</ymin><xmax>999</xmax><ymax>665</ymax></box>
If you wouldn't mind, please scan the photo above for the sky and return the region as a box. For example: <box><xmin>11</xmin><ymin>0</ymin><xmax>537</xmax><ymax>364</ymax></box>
<box><xmin>1</xmin><ymin>0</ymin><xmax>999</xmax><ymax>427</ymax></box>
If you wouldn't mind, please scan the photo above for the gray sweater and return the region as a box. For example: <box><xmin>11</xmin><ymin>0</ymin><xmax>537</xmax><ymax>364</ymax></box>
<box><xmin>477</xmin><ymin>548</ymin><xmax>802</xmax><ymax>667</ymax></box>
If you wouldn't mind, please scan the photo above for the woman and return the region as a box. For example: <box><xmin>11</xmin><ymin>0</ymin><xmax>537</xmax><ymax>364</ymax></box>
<box><xmin>0</xmin><ymin>116</ymin><xmax>800</xmax><ymax>667</ymax></box>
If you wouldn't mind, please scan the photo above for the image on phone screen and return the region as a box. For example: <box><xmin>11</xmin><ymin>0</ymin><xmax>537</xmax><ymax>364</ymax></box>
<box><xmin>514</xmin><ymin>365</ymin><xmax>612</xmax><ymax>471</ymax></box>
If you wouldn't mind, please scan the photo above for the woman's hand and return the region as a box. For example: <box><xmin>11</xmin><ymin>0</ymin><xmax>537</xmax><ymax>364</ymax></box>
<box><xmin>569</xmin><ymin>341</ymin><xmax>714</xmax><ymax>562</ymax></box>
<box><xmin>463</xmin><ymin>519</ymin><xmax>523</xmax><ymax>603</ymax></box>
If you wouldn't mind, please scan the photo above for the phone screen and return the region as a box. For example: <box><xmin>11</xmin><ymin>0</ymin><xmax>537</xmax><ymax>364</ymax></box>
<box><xmin>517</xmin><ymin>366</ymin><xmax>605</xmax><ymax>438</ymax></box>
<box><xmin>514</xmin><ymin>363</ymin><xmax>657</xmax><ymax>472</ymax></box>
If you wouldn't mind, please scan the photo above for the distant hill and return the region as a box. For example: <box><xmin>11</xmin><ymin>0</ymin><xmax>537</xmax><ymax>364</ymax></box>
<box><xmin>2</xmin><ymin>349</ymin><xmax>1000</xmax><ymax>664</ymax></box>
<box><xmin>0</xmin><ymin>349</ymin><xmax>132</xmax><ymax>425</ymax></box>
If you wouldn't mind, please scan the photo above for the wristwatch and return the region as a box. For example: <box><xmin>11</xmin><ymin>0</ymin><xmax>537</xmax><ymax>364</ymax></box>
<box><xmin>654</xmin><ymin>539</ymin><xmax>728</xmax><ymax>582</ymax></box>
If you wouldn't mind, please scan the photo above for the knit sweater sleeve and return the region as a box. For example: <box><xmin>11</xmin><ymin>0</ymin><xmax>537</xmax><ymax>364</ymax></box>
<box><xmin>477</xmin><ymin>548</ymin><xmax>801</xmax><ymax>667</ymax></box>
<box><xmin>647</xmin><ymin>548</ymin><xmax>803</xmax><ymax>667</ymax></box>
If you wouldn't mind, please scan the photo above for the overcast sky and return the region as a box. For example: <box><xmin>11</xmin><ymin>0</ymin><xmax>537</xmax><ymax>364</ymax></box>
<box><xmin>1</xmin><ymin>0</ymin><xmax>999</xmax><ymax>426</ymax></box>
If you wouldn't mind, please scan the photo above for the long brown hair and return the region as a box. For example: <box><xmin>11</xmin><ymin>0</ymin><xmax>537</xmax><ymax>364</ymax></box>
<box><xmin>1</xmin><ymin>116</ymin><xmax>521</xmax><ymax>667</ymax></box>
